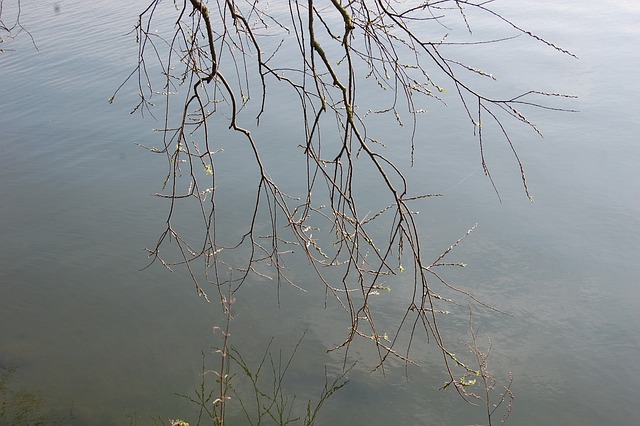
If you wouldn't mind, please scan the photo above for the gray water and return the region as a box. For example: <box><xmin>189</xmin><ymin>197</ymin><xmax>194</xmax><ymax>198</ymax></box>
<box><xmin>1</xmin><ymin>0</ymin><xmax>639</xmax><ymax>424</ymax></box>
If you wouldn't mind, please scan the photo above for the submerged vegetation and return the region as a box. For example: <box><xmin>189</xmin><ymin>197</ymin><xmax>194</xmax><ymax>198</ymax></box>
<box><xmin>0</xmin><ymin>362</ymin><xmax>72</xmax><ymax>425</ymax></box>
<box><xmin>176</xmin><ymin>333</ymin><xmax>352</xmax><ymax>426</ymax></box>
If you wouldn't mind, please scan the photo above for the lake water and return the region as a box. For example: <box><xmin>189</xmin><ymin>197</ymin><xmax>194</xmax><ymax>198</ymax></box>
<box><xmin>1</xmin><ymin>0</ymin><xmax>639</xmax><ymax>424</ymax></box>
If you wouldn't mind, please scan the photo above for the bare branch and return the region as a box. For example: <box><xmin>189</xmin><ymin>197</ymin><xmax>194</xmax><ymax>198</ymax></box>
<box><xmin>114</xmin><ymin>1</ymin><xmax>575</xmax><ymax>418</ymax></box>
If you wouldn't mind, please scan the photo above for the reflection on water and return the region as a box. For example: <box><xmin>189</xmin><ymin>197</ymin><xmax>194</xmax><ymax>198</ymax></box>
<box><xmin>1</xmin><ymin>0</ymin><xmax>639</xmax><ymax>424</ymax></box>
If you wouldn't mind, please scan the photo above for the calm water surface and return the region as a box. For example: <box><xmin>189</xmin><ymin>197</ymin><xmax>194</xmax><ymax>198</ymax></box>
<box><xmin>1</xmin><ymin>0</ymin><xmax>639</xmax><ymax>424</ymax></box>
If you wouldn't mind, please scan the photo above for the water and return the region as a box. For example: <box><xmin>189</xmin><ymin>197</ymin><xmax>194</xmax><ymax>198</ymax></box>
<box><xmin>1</xmin><ymin>0</ymin><xmax>639</xmax><ymax>424</ymax></box>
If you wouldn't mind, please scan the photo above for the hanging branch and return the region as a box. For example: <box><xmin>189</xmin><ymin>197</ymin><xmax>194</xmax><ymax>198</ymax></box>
<box><xmin>112</xmin><ymin>0</ymin><xmax>575</xmax><ymax>408</ymax></box>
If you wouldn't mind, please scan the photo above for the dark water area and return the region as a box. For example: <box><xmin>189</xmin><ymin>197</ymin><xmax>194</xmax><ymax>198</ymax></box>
<box><xmin>1</xmin><ymin>0</ymin><xmax>639</xmax><ymax>424</ymax></box>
